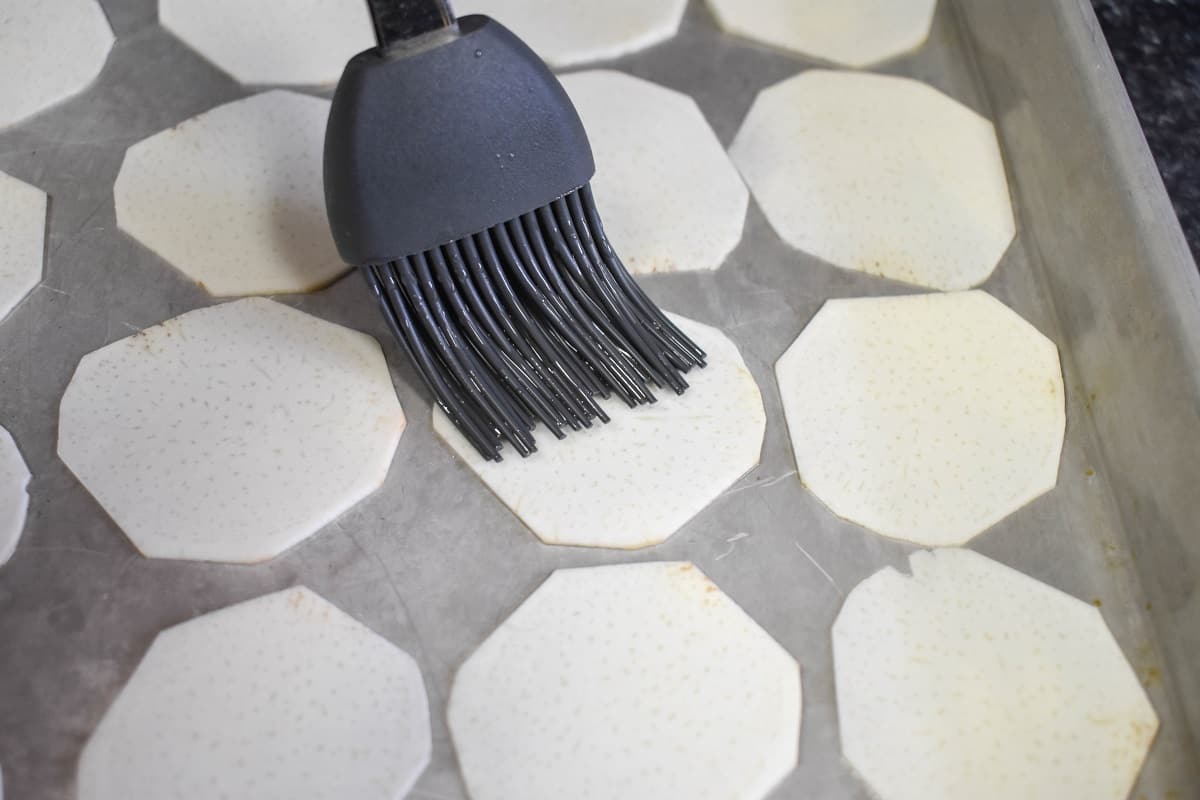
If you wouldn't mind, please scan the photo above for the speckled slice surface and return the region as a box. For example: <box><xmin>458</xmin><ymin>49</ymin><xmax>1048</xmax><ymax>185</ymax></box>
<box><xmin>833</xmin><ymin>548</ymin><xmax>1159</xmax><ymax>800</ymax></box>
<box><xmin>78</xmin><ymin>587</ymin><xmax>432</xmax><ymax>800</ymax></box>
<box><xmin>115</xmin><ymin>91</ymin><xmax>344</xmax><ymax>296</ymax></box>
<box><xmin>0</xmin><ymin>0</ymin><xmax>114</xmax><ymax>129</ymax></box>
<box><xmin>707</xmin><ymin>0</ymin><xmax>937</xmax><ymax>67</ymax></box>
<box><xmin>434</xmin><ymin>314</ymin><xmax>766</xmax><ymax>549</ymax></box>
<box><xmin>454</xmin><ymin>0</ymin><xmax>686</xmax><ymax>67</ymax></box>
<box><xmin>58</xmin><ymin>298</ymin><xmax>405</xmax><ymax>564</ymax></box>
<box><xmin>160</xmin><ymin>0</ymin><xmax>375</xmax><ymax>85</ymax></box>
<box><xmin>449</xmin><ymin>562</ymin><xmax>801</xmax><ymax>800</ymax></box>
<box><xmin>776</xmin><ymin>291</ymin><xmax>1064</xmax><ymax>546</ymax></box>
<box><xmin>0</xmin><ymin>171</ymin><xmax>46</xmax><ymax>324</ymax></box>
<box><xmin>560</xmin><ymin>71</ymin><xmax>748</xmax><ymax>274</ymax></box>
<box><xmin>0</xmin><ymin>425</ymin><xmax>31</xmax><ymax>567</ymax></box>
<box><xmin>730</xmin><ymin>70</ymin><xmax>1015</xmax><ymax>290</ymax></box>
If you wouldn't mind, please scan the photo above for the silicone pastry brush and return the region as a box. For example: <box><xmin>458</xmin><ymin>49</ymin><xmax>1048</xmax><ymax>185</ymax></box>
<box><xmin>325</xmin><ymin>0</ymin><xmax>707</xmax><ymax>462</ymax></box>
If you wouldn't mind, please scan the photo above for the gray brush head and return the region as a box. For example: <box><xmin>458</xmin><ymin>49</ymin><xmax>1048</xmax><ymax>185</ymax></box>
<box><xmin>324</xmin><ymin>15</ymin><xmax>595</xmax><ymax>266</ymax></box>
<box><xmin>324</xmin><ymin>12</ymin><xmax>706</xmax><ymax>461</ymax></box>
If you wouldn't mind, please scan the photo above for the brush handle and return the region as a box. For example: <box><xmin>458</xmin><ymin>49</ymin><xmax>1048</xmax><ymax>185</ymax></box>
<box><xmin>367</xmin><ymin>0</ymin><xmax>456</xmax><ymax>48</ymax></box>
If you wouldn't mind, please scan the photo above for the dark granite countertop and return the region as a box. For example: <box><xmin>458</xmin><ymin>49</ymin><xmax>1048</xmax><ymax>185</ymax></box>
<box><xmin>1093</xmin><ymin>0</ymin><xmax>1200</xmax><ymax>264</ymax></box>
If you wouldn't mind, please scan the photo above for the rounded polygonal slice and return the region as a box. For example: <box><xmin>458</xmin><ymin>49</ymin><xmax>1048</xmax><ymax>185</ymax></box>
<box><xmin>434</xmin><ymin>314</ymin><xmax>765</xmax><ymax>548</ymax></box>
<box><xmin>115</xmin><ymin>91</ymin><xmax>344</xmax><ymax>297</ymax></box>
<box><xmin>730</xmin><ymin>70</ymin><xmax>1015</xmax><ymax>291</ymax></box>
<box><xmin>160</xmin><ymin>0</ymin><xmax>375</xmax><ymax>85</ymax></box>
<box><xmin>0</xmin><ymin>0</ymin><xmax>114</xmax><ymax>129</ymax></box>
<box><xmin>833</xmin><ymin>548</ymin><xmax>1158</xmax><ymax>800</ymax></box>
<box><xmin>0</xmin><ymin>425</ymin><xmax>31</xmax><ymax>567</ymax></box>
<box><xmin>454</xmin><ymin>0</ymin><xmax>686</xmax><ymax>67</ymax></box>
<box><xmin>776</xmin><ymin>291</ymin><xmax>1064</xmax><ymax>545</ymax></box>
<box><xmin>449</xmin><ymin>562</ymin><xmax>800</xmax><ymax>800</ymax></box>
<box><xmin>0</xmin><ymin>171</ymin><xmax>46</xmax><ymax>324</ymax></box>
<box><xmin>560</xmin><ymin>71</ymin><xmax>748</xmax><ymax>274</ymax></box>
<box><xmin>58</xmin><ymin>298</ymin><xmax>405</xmax><ymax>564</ymax></box>
<box><xmin>78</xmin><ymin>587</ymin><xmax>431</xmax><ymax>800</ymax></box>
<box><xmin>708</xmin><ymin>0</ymin><xmax>936</xmax><ymax>67</ymax></box>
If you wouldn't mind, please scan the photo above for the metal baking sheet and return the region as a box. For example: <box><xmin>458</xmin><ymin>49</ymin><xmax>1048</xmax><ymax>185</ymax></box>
<box><xmin>2</xmin><ymin>0</ymin><xmax>1197</xmax><ymax>797</ymax></box>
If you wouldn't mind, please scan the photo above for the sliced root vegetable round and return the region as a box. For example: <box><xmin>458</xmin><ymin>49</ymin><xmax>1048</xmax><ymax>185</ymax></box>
<box><xmin>434</xmin><ymin>314</ymin><xmax>765</xmax><ymax>549</ymax></box>
<box><xmin>160</xmin><ymin>0</ymin><xmax>375</xmax><ymax>85</ymax></box>
<box><xmin>776</xmin><ymin>291</ymin><xmax>1064</xmax><ymax>546</ymax></box>
<box><xmin>449</xmin><ymin>561</ymin><xmax>801</xmax><ymax>800</ymax></box>
<box><xmin>0</xmin><ymin>0</ymin><xmax>114</xmax><ymax>130</ymax></box>
<box><xmin>730</xmin><ymin>70</ymin><xmax>1015</xmax><ymax>291</ymax></box>
<box><xmin>0</xmin><ymin>425</ymin><xmax>31</xmax><ymax>567</ymax></box>
<box><xmin>115</xmin><ymin>91</ymin><xmax>344</xmax><ymax>297</ymax></box>
<box><xmin>0</xmin><ymin>171</ymin><xmax>46</xmax><ymax>324</ymax></box>
<box><xmin>78</xmin><ymin>587</ymin><xmax>431</xmax><ymax>800</ymax></box>
<box><xmin>560</xmin><ymin>71</ymin><xmax>748</xmax><ymax>274</ymax></box>
<box><xmin>708</xmin><ymin>0</ymin><xmax>937</xmax><ymax>67</ymax></box>
<box><xmin>454</xmin><ymin>0</ymin><xmax>686</xmax><ymax>67</ymax></box>
<box><xmin>833</xmin><ymin>548</ymin><xmax>1158</xmax><ymax>800</ymax></box>
<box><xmin>58</xmin><ymin>298</ymin><xmax>405</xmax><ymax>564</ymax></box>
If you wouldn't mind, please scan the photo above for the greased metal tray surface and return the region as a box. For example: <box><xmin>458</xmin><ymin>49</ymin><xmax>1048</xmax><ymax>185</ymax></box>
<box><xmin>1</xmin><ymin>1</ymin><xmax>1198</xmax><ymax>797</ymax></box>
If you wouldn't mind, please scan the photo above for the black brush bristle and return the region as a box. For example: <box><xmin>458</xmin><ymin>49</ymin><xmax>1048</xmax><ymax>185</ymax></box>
<box><xmin>364</xmin><ymin>185</ymin><xmax>707</xmax><ymax>461</ymax></box>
